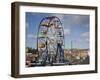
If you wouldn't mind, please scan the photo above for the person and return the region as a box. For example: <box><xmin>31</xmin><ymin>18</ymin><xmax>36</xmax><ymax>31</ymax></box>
<box><xmin>56</xmin><ymin>39</ymin><xmax>64</xmax><ymax>63</ymax></box>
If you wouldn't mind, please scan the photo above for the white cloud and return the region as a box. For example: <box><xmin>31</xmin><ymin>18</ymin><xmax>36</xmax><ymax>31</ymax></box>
<box><xmin>27</xmin><ymin>34</ymin><xmax>34</xmax><ymax>38</ymax></box>
<box><xmin>64</xmin><ymin>15</ymin><xmax>89</xmax><ymax>28</ymax></box>
<box><xmin>64</xmin><ymin>28</ymin><xmax>70</xmax><ymax>35</ymax></box>
<box><xmin>81</xmin><ymin>32</ymin><xmax>89</xmax><ymax>42</ymax></box>
<box><xmin>85</xmin><ymin>38</ymin><xmax>89</xmax><ymax>42</ymax></box>
<box><xmin>81</xmin><ymin>32</ymin><xmax>89</xmax><ymax>37</ymax></box>
<box><xmin>79</xmin><ymin>38</ymin><xmax>89</xmax><ymax>42</ymax></box>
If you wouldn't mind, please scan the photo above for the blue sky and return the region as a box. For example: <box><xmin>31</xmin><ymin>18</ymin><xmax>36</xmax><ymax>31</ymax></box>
<box><xmin>26</xmin><ymin>12</ymin><xmax>89</xmax><ymax>49</ymax></box>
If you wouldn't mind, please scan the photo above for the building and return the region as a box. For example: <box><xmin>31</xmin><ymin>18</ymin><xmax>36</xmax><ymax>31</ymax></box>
<box><xmin>64</xmin><ymin>49</ymin><xmax>89</xmax><ymax>64</ymax></box>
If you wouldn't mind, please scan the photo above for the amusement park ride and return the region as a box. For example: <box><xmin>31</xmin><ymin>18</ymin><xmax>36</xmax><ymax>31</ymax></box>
<box><xmin>37</xmin><ymin>16</ymin><xmax>67</xmax><ymax>66</ymax></box>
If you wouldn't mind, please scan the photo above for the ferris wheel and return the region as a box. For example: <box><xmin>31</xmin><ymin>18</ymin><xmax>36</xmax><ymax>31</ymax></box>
<box><xmin>37</xmin><ymin>16</ymin><xmax>65</xmax><ymax>65</ymax></box>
